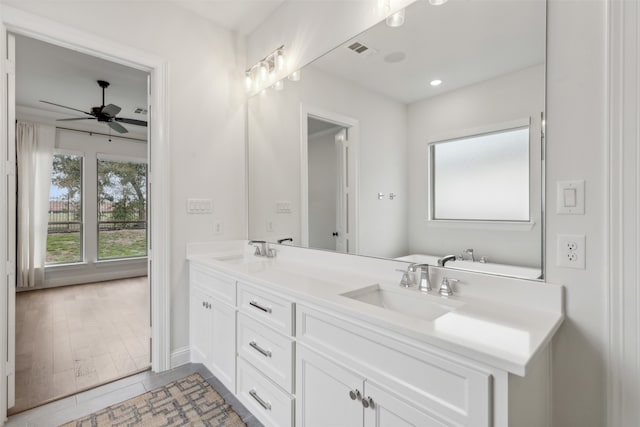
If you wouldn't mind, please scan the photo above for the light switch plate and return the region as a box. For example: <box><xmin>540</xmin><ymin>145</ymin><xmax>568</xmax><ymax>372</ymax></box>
<box><xmin>556</xmin><ymin>180</ymin><xmax>585</xmax><ymax>214</ymax></box>
<box><xmin>275</xmin><ymin>201</ymin><xmax>292</xmax><ymax>214</ymax></box>
<box><xmin>186</xmin><ymin>198</ymin><xmax>213</xmax><ymax>214</ymax></box>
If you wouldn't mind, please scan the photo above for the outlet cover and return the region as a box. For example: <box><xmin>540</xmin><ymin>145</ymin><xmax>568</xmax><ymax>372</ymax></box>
<box><xmin>556</xmin><ymin>234</ymin><xmax>586</xmax><ymax>269</ymax></box>
<box><xmin>213</xmin><ymin>220</ymin><xmax>223</xmax><ymax>235</ymax></box>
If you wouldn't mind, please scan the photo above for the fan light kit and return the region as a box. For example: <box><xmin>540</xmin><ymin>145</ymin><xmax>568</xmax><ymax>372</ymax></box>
<box><xmin>245</xmin><ymin>46</ymin><xmax>299</xmax><ymax>94</ymax></box>
<box><xmin>40</xmin><ymin>80</ymin><xmax>147</xmax><ymax>134</ymax></box>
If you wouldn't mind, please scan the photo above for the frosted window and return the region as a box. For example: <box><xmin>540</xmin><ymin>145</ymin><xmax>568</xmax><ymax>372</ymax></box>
<box><xmin>431</xmin><ymin>127</ymin><xmax>530</xmax><ymax>221</ymax></box>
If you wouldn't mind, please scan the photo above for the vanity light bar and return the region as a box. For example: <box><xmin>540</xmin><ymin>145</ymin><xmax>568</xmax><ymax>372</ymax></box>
<box><xmin>245</xmin><ymin>45</ymin><xmax>300</xmax><ymax>93</ymax></box>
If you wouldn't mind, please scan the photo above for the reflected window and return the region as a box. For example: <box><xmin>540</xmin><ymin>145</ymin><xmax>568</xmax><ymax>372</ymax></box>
<box><xmin>431</xmin><ymin>126</ymin><xmax>530</xmax><ymax>221</ymax></box>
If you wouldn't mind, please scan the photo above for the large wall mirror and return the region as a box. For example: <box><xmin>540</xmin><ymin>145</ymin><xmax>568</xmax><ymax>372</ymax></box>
<box><xmin>248</xmin><ymin>0</ymin><xmax>546</xmax><ymax>280</ymax></box>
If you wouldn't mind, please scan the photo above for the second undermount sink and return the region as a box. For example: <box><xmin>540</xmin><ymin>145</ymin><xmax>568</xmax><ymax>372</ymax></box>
<box><xmin>213</xmin><ymin>254</ymin><xmax>265</xmax><ymax>264</ymax></box>
<box><xmin>341</xmin><ymin>284</ymin><xmax>464</xmax><ymax>321</ymax></box>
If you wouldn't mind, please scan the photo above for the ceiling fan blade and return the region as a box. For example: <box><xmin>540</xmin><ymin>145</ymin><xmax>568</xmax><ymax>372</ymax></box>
<box><xmin>40</xmin><ymin>100</ymin><xmax>92</xmax><ymax>115</ymax></box>
<box><xmin>56</xmin><ymin>117</ymin><xmax>96</xmax><ymax>122</ymax></box>
<box><xmin>114</xmin><ymin>117</ymin><xmax>148</xmax><ymax>127</ymax></box>
<box><xmin>107</xmin><ymin>121</ymin><xmax>128</xmax><ymax>134</ymax></box>
<box><xmin>101</xmin><ymin>103</ymin><xmax>121</xmax><ymax>117</ymax></box>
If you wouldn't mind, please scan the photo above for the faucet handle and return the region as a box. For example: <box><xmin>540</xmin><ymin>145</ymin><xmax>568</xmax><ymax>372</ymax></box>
<box><xmin>439</xmin><ymin>277</ymin><xmax>459</xmax><ymax>297</ymax></box>
<box><xmin>396</xmin><ymin>268</ymin><xmax>414</xmax><ymax>288</ymax></box>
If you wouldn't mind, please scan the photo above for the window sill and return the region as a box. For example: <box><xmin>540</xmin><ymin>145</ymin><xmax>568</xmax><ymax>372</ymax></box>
<box><xmin>425</xmin><ymin>219</ymin><xmax>536</xmax><ymax>231</ymax></box>
<box><xmin>45</xmin><ymin>262</ymin><xmax>88</xmax><ymax>270</ymax></box>
<box><xmin>95</xmin><ymin>257</ymin><xmax>148</xmax><ymax>267</ymax></box>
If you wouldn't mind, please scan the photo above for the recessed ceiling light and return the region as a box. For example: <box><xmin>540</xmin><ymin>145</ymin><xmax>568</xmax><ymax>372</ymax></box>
<box><xmin>429</xmin><ymin>0</ymin><xmax>449</xmax><ymax>5</ymax></box>
<box><xmin>430</xmin><ymin>79</ymin><xmax>442</xmax><ymax>87</ymax></box>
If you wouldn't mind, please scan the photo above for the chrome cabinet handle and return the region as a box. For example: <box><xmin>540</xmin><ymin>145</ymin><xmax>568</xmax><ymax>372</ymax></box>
<box><xmin>249</xmin><ymin>389</ymin><xmax>272</xmax><ymax>410</ymax></box>
<box><xmin>249</xmin><ymin>341</ymin><xmax>272</xmax><ymax>358</ymax></box>
<box><xmin>349</xmin><ymin>389</ymin><xmax>362</xmax><ymax>401</ymax></box>
<box><xmin>362</xmin><ymin>396</ymin><xmax>375</xmax><ymax>409</ymax></box>
<box><xmin>249</xmin><ymin>300</ymin><xmax>272</xmax><ymax>313</ymax></box>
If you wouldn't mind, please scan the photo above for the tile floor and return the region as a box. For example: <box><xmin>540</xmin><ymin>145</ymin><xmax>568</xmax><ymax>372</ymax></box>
<box><xmin>10</xmin><ymin>277</ymin><xmax>150</xmax><ymax>414</ymax></box>
<box><xmin>5</xmin><ymin>363</ymin><xmax>264</xmax><ymax>427</ymax></box>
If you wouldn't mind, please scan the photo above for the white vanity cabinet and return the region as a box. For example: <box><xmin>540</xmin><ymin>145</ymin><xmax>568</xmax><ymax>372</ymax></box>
<box><xmin>188</xmin><ymin>262</ymin><xmax>237</xmax><ymax>392</ymax></box>
<box><xmin>296</xmin><ymin>305</ymin><xmax>491</xmax><ymax>427</ymax></box>
<box><xmin>235</xmin><ymin>282</ymin><xmax>295</xmax><ymax>427</ymax></box>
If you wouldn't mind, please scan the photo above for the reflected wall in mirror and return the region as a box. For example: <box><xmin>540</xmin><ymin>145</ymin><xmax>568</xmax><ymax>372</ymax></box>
<box><xmin>248</xmin><ymin>0</ymin><xmax>546</xmax><ymax>280</ymax></box>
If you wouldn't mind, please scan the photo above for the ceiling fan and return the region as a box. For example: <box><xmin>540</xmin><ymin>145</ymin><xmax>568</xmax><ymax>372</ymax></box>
<box><xmin>40</xmin><ymin>80</ymin><xmax>147</xmax><ymax>134</ymax></box>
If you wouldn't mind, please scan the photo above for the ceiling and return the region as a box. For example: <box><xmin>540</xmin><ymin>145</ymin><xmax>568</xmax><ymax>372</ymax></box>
<box><xmin>15</xmin><ymin>34</ymin><xmax>149</xmax><ymax>138</ymax></box>
<box><xmin>171</xmin><ymin>0</ymin><xmax>285</xmax><ymax>35</ymax></box>
<box><xmin>311</xmin><ymin>0</ymin><xmax>546</xmax><ymax>104</ymax></box>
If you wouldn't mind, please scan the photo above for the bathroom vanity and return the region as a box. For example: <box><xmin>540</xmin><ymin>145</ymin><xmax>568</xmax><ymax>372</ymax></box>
<box><xmin>187</xmin><ymin>241</ymin><xmax>563</xmax><ymax>427</ymax></box>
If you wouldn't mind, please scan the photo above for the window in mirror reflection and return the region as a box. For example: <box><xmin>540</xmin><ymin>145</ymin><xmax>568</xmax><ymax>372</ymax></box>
<box><xmin>431</xmin><ymin>125</ymin><xmax>530</xmax><ymax>222</ymax></box>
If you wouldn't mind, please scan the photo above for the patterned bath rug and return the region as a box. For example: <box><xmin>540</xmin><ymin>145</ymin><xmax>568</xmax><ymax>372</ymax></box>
<box><xmin>59</xmin><ymin>373</ymin><xmax>246</xmax><ymax>427</ymax></box>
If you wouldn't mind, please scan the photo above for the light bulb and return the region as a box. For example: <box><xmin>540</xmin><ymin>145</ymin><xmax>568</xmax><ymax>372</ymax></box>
<box><xmin>245</xmin><ymin>72</ymin><xmax>253</xmax><ymax>91</ymax></box>
<box><xmin>386</xmin><ymin>8</ymin><xmax>405</xmax><ymax>27</ymax></box>
<box><xmin>288</xmin><ymin>70</ymin><xmax>301</xmax><ymax>82</ymax></box>
<box><xmin>259</xmin><ymin>61</ymin><xmax>268</xmax><ymax>82</ymax></box>
<box><xmin>275</xmin><ymin>49</ymin><xmax>286</xmax><ymax>73</ymax></box>
<box><xmin>430</xmin><ymin>79</ymin><xmax>442</xmax><ymax>86</ymax></box>
<box><xmin>273</xmin><ymin>80</ymin><xmax>284</xmax><ymax>91</ymax></box>
<box><xmin>429</xmin><ymin>0</ymin><xmax>449</xmax><ymax>5</ymax></box>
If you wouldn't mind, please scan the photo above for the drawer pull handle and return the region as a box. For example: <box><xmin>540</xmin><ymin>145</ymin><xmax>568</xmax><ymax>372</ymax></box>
<box><xmin>249</xmin><ymin>389</ymin><xmax>272</xmax><ymax>410</ymax></box>
<box><xmin>249</xmin><ymin>300</ymin><xmax>272</xmax><ymax>313</ymax></box>
<box><xmin>362</xmin><ymin>396</ymin><xmax>375</xmax><ymax>409</ymax></box>
<box><xmin>349</xmin><ymin>389</ymin><xmax>361</xmax><ymax>401</ymax></box>
<box><xmin>249</xmin><ymin>341</ymin><xmax>272</xmax><ymax>358</ymax></box>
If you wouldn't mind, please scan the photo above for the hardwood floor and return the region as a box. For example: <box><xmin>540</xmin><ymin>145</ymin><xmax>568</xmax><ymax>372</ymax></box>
<box><xmin>5</xmin><ymin>363</ymin><xmax>264</xmax><ymax>427</ymax></box>
<box><xmin>10</xmin><ymin>277</ymin><xmax>150</xmax><ymax>415</ymax></box>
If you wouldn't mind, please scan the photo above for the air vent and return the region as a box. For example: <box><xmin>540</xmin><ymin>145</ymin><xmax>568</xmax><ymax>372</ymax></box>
<box><xmin>134</xmin><ymin>107</ymin><xmax>148</xmax><ymax>115</ymax></box>
<box><xmin>346</xmin><ymin>41</ymin><xmax>377</xmax><ymax>57</ymax></box>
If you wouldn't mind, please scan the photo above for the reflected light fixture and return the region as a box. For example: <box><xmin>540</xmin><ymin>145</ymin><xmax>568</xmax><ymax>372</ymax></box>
<box><xmin>288</xmin><ymin>69</ymin><xmax>301</xmax><ymax>81</ymax></box>
<box><xmin>429</xmin><ymin>0</ymin><xmax>449</xmax><ymax>5</ymax></box>
<box><xmin>273</xmin><ymin>80</ymin><xmax>284</xmax><ymax>91</ymax></box>
<box><xmin>430</xmin><ymin>79</ymin><xmax>443</xmax><ymax>86</ymax></box>
<box><xmin>245</xmin><ymin>45</ymin><xmax>287</xmax><ymax>92</ymax></box>
<box><xmin>386</xmin><ymin>8</ymin><xmax>405</xmax><ymax>27</ymax></box>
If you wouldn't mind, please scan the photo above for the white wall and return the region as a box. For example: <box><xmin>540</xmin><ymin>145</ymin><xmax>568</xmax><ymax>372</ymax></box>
<box><xmin>407</xmin><ymin>65</ymin><xmax>544</xmax><ymax>267</ymax></box>
<box><xmin>308</xmin><ymin>130</ymin><xmax>338</xmax><ymax>251</ymax></box>
<box><xmin>3</xmin><ymin>1</ymin><xmax>247</xmax><ymax>354</ymax></box>
<box><xmin>247</xmin><ymin>1</ymin><xmax>609</xmax><ymax>426</ymax></box>
<box><xmin>247</xmin><ymin>65</ymin><xmax>408</xmax><ymax>258</ymax></box>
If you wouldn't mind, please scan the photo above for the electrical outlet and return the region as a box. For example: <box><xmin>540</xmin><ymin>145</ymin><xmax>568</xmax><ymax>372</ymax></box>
<box><xmin>213</xmin><ymin>220</ymin><xmax>223</xmax><ymax>235</ymax></box>
<box><xmin>266</xmin><ymin>220</ymin><xmax>274</xmax><ymax>232</ymax></box>
<box><xmin>557</xmin><ymin>234</ymin><xmax>585</xmax><ymax>269</ymax></box>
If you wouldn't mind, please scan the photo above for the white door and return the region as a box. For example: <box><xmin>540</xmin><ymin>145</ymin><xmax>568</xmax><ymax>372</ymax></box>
<box><xmin>296</xmin><ymin>345</ymin><xmax>364</xmax><ymax>427</ymax></box>
<box><xmin>363</xmin><ymin>382</ymin><xmax>453</xmax><ymax>427</ymax></box>
<box><xmin>334</xmin><ymin>128</ymin><xmax>349</xmax><ymax>253</ymax></box>
<box><xmin>5</xmin><ymin>32</ymin><xmax>16</xmax><ymax>410</ymax></box>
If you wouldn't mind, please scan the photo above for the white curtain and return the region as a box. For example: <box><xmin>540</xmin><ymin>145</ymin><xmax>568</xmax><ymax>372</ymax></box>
<box><xmin>16</xmin><ymin>121</ymin><xmax>55</xmax><ymax>288</ymax></box>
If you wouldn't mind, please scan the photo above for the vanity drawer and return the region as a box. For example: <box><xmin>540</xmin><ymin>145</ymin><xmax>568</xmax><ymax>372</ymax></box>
<box><xmin>296</xmin><ymin>305</ymin><xmax>491</xmax><ymax>426</ymax></box>
<box><xmin>237</xmin><ymin>282</ymin><xmax>294</xmax><ymax>335</ymax></box>
<box><xmin>236</xmin><ymin>357</ymin><xmax>294</xmax><ymax>427</ymax></box>
<box><xmin>189</xmin><ymin>262</ymin><xmax>236</xmax><ymax>306</ymax></box>
<box><xmin>237</xmin><ymin>312</ymin><xmax>294</xmax><ymax>393</ymax></box>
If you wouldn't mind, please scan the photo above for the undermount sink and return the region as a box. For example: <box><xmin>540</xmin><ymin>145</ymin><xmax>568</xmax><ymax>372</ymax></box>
<box><xmin>341</xmin><ymin>284</ymin><xmax>463</xmax><ymax>321</ymax></box>
<box><xmin>213</xmin><ymin>254</ymin><xmax>264</xmax><ymax>264</ymax></box>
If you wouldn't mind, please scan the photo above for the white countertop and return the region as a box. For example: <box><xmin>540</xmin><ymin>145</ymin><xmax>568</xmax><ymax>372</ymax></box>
<box><xmin>188</xmin><ymin>246</ymin><xmax>563</xmax><ymax>377</ymax></box>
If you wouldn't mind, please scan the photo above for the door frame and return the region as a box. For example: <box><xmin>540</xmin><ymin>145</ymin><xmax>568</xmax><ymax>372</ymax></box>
<box><xmin>0</xmin><ymin>5</ymin><xmax>171</xmax><ymax>421</ymax></box>
<box><xmin>299</xmin><ymin>104</ymin><xmax>359</xmax><ymax>253</ymax></box>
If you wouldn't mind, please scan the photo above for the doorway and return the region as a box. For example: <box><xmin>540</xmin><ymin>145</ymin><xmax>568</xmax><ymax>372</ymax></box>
<box><xmin>301</xmin><ymin>107</ymin><xmax>359</xmax><ymax>254</ymax></box>
<box><xmin>9</xmin><ymin>34</ymin><xmax>151</xmax><ymax>414</ymax></box>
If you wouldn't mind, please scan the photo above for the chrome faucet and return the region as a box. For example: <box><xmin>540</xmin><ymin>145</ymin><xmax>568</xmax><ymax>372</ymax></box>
<box><xmin>248</xmin><ymin>240</ymin><xmax>276</xmax><ymax>258</ymax></box>
<box><xmin>439</xmin><ymin>277</ymin><xmax>459</xmax><ymax>297</ymax></box>
<box><xmin>438</xmin><ymin>255</ymin><xmax>457</xmax><ymax>267</ymax></box>
<box><xmin>461</xmin><ymin>248</ymin><xmax>475</xmax><ymax>262</ymax></box>
<box><xmin>277</xmin><ymin>237</ymin><xmax>293</xmax><ymax>244</ymax></box>
<box><xmin>396</xmin><ymin>266</ymin><xmax>414</xmax><ymax>288</ymax></box>
<box><xmin>408</xmin><ymin>263</ymin><xmax>431</xmax><ymax>292</ymax></box>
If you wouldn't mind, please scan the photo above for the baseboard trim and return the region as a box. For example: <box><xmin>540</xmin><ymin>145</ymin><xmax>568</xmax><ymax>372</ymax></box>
<box><xmin>171</xmin><ymin>347</ymin><xmax>191</xmax><ymax>369</ymax></box>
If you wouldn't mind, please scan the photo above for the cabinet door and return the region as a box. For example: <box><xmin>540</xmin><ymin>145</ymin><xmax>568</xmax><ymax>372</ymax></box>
<box><xmin>189</xmin><ymin>286</ymin><xmax>211</xmax><ymax>364</ymax></box>
<box><xmin>208</xmin><ymin>298</ymin><xmax>236</xmax><ymax>392</ymax></box>
<box><xmin>296</xmin><ymin>345</ymin><xmax>364</xmax><ymax>427</ymax></box>
<box><xmin>363</xmin><ymin>381</ymin><xmax>458</xmax><ymax>427</ymax></box>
